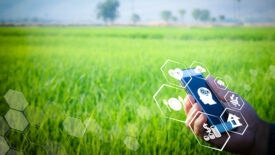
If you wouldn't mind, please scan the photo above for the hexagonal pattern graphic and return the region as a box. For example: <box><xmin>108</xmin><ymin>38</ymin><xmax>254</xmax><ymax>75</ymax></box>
<box><xmin>4</xmin><ymin>109</ymin><xmax>29</xmax><ymax>132</ymax></box>
<box><xmin>4</xmin><ymin>90</ymin><xmax>28</xmax><ymax>111</ymax></box>
<box><xmin>0</xmin><ymin>116</ymin><xmax>10</xmax><ymax>136</ymax></box>
<box><xmin>6</xmin><ymin>149</ymin><xmax>24</xmax><ymax>155</ymax></box>
<box><xmin>220</xmin><ymin>108</ymin><xmax>248</xmax><ymax>135</ymax></box>
<box><xmin>44</xmin><ymin>141</ymin><xmax>67</xmax><ymax>155</ymax></box>
<box><xmin>189</xmin><ymin>111</ymin><xmax>230</xmax><ymax>151</ymax></box>
<box><xmin>0</xmin><ymin>136</ymin><xmax>9</xmax><ymax>155</ymax></box>
<box><xmin>190</xmin><ymin>61</ymin><xmax>210</xmax><ymax>79</ymax></box>
<box><xmin>5</xmin><ymin>129</ymin><xmax>29</xmax><ymax>151</ymax></box>
<box><xmin>224</xmin><ymin>91</ymin><xmax>245</xmax><ymax>110</ymax></box>
<box><xmin>24</xmin><ymin>106</ymin><xmax>45</xmax><ymax>127</ymax></box>
<box><xmin>153</xmin><ymin>84</ymin><xmax>189</xmax><ymax>123</ymax></box>
<box><xmin>124</xmin><ymin>136</ymin><xmax>140</xmax><ymax>151</ymax></box>
<box><xmin>84</xmin><ymin>118</ymin><xmax>102</xmax><ymax>134</ymax></box>
<box><xmin>63</xmin><ymin>117</ymin><xmax>85</xmax><ymax>138</ymax></box>
<box><xmin>160</xmin><ymin>59</ymin><xmax>192</xmax><ymax>87</ymax></box>
<box><xmin>214</xmin><ymin>76</ymin><xmax>228</xmax><ymax>90</ymax></box>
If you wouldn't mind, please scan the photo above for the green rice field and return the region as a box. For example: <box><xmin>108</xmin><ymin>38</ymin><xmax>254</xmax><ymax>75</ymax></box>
<box><xmin>0</xmin><ymin>27</ymin><xmax>274</xmax><ymax>154</ymax></box>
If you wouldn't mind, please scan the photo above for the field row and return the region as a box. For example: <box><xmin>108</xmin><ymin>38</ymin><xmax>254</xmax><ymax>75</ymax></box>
<box><xmin>0</xmin><ymin>27</ymin><xmax>274</xmax><ymax>41</ymax></box>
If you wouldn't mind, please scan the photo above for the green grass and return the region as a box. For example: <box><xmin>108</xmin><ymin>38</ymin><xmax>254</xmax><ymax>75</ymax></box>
<box><xmin>0</xmin><ymin>27</ymin><xmax>274</xmax><ymax>154</ymax></box>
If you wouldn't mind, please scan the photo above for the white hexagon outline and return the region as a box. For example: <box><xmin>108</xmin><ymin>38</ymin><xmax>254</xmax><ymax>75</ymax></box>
<box><xmin>188</xmin><ymin>111</ymin><xmax>231</xmax><ymax>152</ymax></box>
<box><xmin>189</xmin><ymin>61</ymin><xmax>211</xmax><ymax>80</ymax></box>
<box><xmin>214</xmin><ymin>76</ymin><xmax>229</xmax><ymax>90</ymax></box>
<box><xmin>160</xmin><ymin>59</ymin><xmax>192</xmax><ymax>88</ymax></box>
<box><xmin>224</xmin><ymin>91</ymin><xmax>245</xmax><ymax>110</ymax></box>
<box><xmin>62</xmin><ymin>116</ymin><xmax>86</xmax><ymax>138</ymax></box>
<box><xmin>123</xmin><ymin>136</ymin><xmax>140</xmax><ymax>151</ymax></box>
<box><xmin>220</xmin><ymin>108</ymin><xmax>248</xmax><ymax>135</ymax></box>
<box><xmin>4</xmin><ymin>89</ymin><xmax>29</xmax><ymax>111</ymax></box>
<box><xmin>0</xmin><ymin>135</ymin><xmax>10</xmax><ymax>155</ymax></box>
<box><xmin>153</xmin><ymin>84</ymin><xmax>193</xmax><ymax>123</ymax></box>
<box><xmin>4</xmin><ymin>109</ymin><xmax>29</xmax><ymax>132</ymax></box>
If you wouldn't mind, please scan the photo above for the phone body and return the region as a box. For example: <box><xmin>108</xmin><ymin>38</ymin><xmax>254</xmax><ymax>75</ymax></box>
<box><xmin>180</xmin><ymin>68</ymin><xmax>236</xmax><ymax>133</ymax></box>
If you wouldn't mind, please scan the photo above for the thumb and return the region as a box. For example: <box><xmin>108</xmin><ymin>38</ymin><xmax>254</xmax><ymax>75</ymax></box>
<box><xmin>206</xmin><ymin>75</ymin><xmax>232</xmax><ymax>102</ymax></box>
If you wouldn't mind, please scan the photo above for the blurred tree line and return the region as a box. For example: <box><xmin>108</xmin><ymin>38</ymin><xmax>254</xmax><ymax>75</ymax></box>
<box><xmin>96</xmin><ymin>0</ymin><xmax>226</xmax><ymax>24</ymax></box>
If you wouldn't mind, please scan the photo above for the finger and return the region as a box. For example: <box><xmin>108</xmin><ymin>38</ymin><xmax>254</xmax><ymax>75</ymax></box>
<box><xmin>185</xmin><ymin>103</ymin><xmax>201</xmax><ymax>128</ymax></box>
<box><xmin>183</xmin><ymin>94</ymin><xmax>195</xmax><ymax>116</ymax></box>
<box><xmin>206</xmin><ymin>75</ymin><xmax>232</xmax><ymax>102</ymax></box>
<box><xmin>193</xmin><ymin>113</ymin><xmax>207</xmax><ymax>139</ymax></box>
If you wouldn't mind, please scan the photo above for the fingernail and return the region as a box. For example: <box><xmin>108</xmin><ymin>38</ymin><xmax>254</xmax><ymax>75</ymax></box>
<box><xmin>183</xmin><ymin>95</ymin><xmax>188</xmax><ymax>103</ymax></box>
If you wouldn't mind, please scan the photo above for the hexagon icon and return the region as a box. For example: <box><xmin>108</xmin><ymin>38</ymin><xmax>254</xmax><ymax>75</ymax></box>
<box><xmin>224</xmin><ymin>91</ymin><xmax>245</xmax><ymax>110</ymax></box>
<box><xmin>4</xmin><ymin>109</ymin><xmax>29</xmax><ymax>132</ymax></box>
<box><xmin>190</xmin><ymin>61</ymin><xmax>210</xmax><ymax>79</ymax></box>
<box><xmin>189</xmin><ymin>111</ymin><xmax>230</xmax><ymax>151</ymax></box>
<box><xmin>0</xmin><ymin>136</ymin><xmax>9</xmax><ymax>155</ymax></box>
<box><xmin>63</xmin><ymin>117</ymin><xmax>86</xmax><ymax>138</ymax></box>
<box><xmin>84</xmin><ymin>118</ymin><xmax>102</xmax><ymax>135</ymax></box>
<box><xmin>153</xmin><ymin>84</ymin><xmax>189</xmax><ymax>123</ymax></box>
<box><xmin>220</xmin><ymin>108</ymin><xmax>248</xmax><ymax>135</ymax></box>
<box><xmin>0</xmin><ymin>116</ymin><xmax>10</xmax><ymax>136</ymax></box>
<box><xmin>124</xmin><ymin>136</ymin><xmax>140</xmax><ymax>151</ymax></box>
<box><xmin>214</xmin><ymin>76</ymin><xmax>229</xmax><ymax>90</ymax></box>
<box><xmin>4</xmin><ymin>90</ymin><xmax>28</xmax><ymax>111</ymax></box>
<box><xmin>160</xmin><ymin>59</ymin><xmax>192</xmax><ymax>88</ymax></box>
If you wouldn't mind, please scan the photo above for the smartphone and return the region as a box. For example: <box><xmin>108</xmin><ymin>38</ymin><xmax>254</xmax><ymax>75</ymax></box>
<box><xmin>180</xmin><ymin>68</ymin><xmax>236</xmax><ymax>133</ymax></box>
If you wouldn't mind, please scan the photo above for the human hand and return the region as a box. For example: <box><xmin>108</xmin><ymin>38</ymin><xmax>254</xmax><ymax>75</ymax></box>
<box><xmin>183</xmin><ymin>76</ymin><xmax>270</xmax><ymax>155</ymax></box>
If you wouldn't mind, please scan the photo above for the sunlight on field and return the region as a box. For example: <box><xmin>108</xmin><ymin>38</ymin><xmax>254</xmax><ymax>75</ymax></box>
<box><xmin>0</xmin><ymin>27</ymin><xmax>274</xmax><ymax>154</ymax></box>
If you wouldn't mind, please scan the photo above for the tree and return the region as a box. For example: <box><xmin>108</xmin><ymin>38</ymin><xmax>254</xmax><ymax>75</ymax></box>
<box><xmin>192</xmin><ymin>9</ymin><xmax>210</xmax><ymax>22</ymax></box>
<box><xmin>131</xmin><ymin>13</ymin><xmax>140</xmax><ymax>24</ymax></box>
<box><xmin>192</xmin><ymin>9</ymin><xmax>201</xmax><ymax>21</ymax></box>
<box><xmin>171</xmin><ymin>16</ymin><xmax>178</xmax><ymax>22</ymax></box>
<box><xmin>97</xmin><ymin>0</ymin><xmax>120</xmax><ymax>23</ymax></box>
<box><xmin>178</xmin><ymin>9</ymin><xmax>186</xmax><ymax>21</ymax></box>
<box><xmin>211</xmin><ymin>17</ymin><xmax>216</xmax><ymax>22</ymax></box>
<box><xmin>161</xmin><ymin>10</ymin><xmax>172</xmax><ymax>22</ymax></box>
<box><xmin>218</xmin><ymin>15</ymin><xmax>225</xmax><ymax>21</ymax></box>
<box><xmin>199</xmin><ymin>9</ymin><xmax>210</xmax><ymax>22</ymax></box>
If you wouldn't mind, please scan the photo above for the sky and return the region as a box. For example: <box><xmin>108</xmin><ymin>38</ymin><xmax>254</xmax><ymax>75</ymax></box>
<box><xmin>0</xmin><ymin>0</ymin><xmax>274</xmax><ymax>23</ymax></box>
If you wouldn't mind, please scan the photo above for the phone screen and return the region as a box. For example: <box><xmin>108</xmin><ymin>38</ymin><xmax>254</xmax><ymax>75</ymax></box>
<box><xmin>180</xmin><ymin>68</ymin><xmax>228</xmax><ymax>125</ymax></box>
